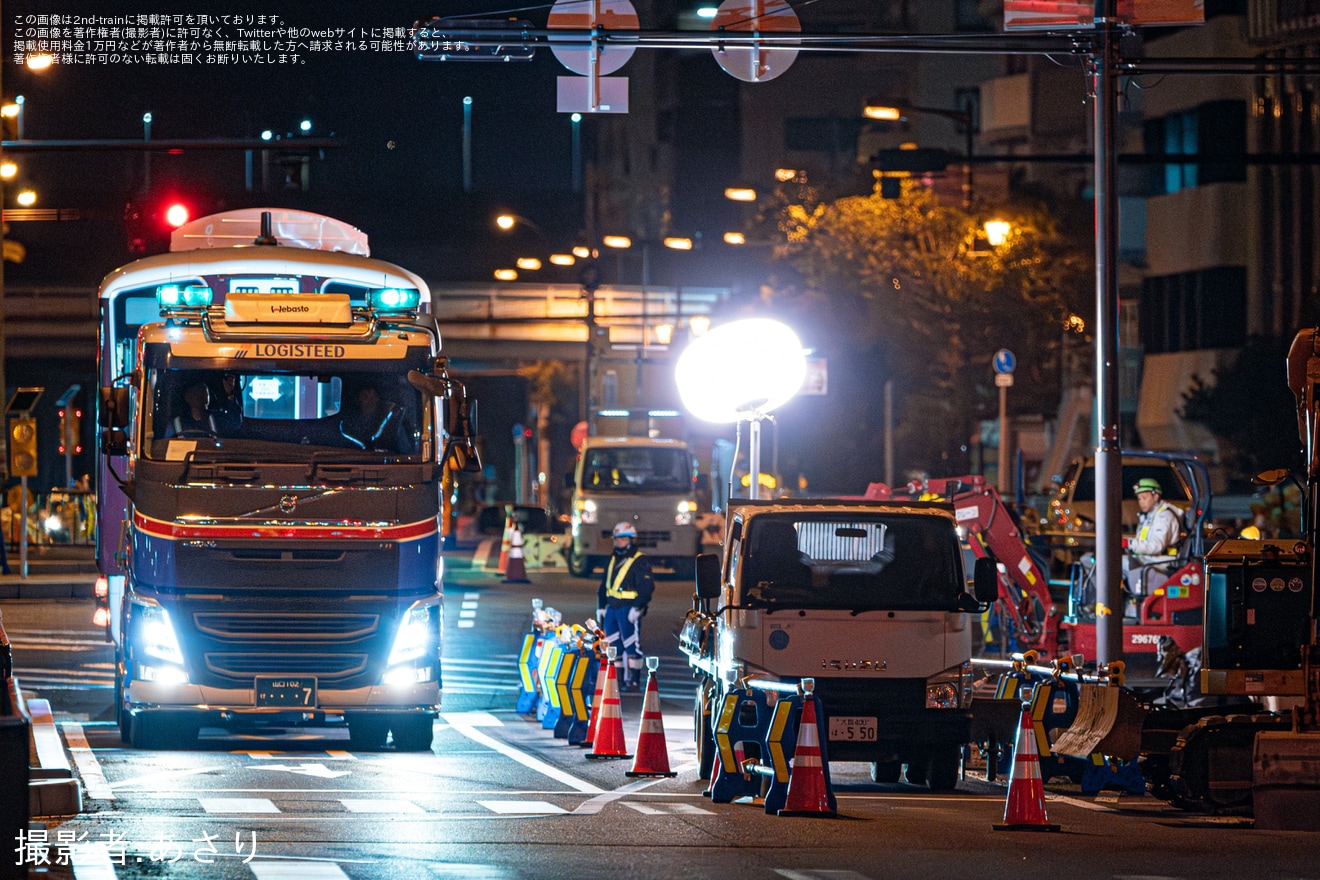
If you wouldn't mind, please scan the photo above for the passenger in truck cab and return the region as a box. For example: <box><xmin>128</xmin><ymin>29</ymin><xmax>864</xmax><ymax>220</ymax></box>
<box><xmin>339</xmin><ymin>383</ymin><xmax>401</xmax><ymax>451</ymax></box>
<box><xmin>166</xmin><ymin>380</ymin><xmax>219</xmax><ymax>437</ymax></box>
<box><xmin>208</xmin><ymin>371</ymin><xmax>243</xmax><ymax>435</ymax></box>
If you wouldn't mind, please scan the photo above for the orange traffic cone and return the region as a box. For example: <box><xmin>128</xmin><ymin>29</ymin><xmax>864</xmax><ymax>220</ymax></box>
<box><xmin>504</xmin><ymin>527</ymin><xmax>530</xmax><ymax>583</ymax></box>
<box><xmin>586</xmin><ymin>648</ymin><xmax>631</xmax><ymax>760</ymax></box>
<box><xmin>778</xmin><ymin>691</ymin><xmax>836</xmax><ymax>817</ymax></box>
<box><xmin>993</xmin><ymin>702</ymin><xmax>1061</xmax><ymax>831</ymax></box>
<box><xmin>627</xmin><ymin>657</ymin><xmax>676</xmax><ymax>778</ymax></box>
<box><xmin>703</xmin><ymin>747</ymin><xmax>721</xmax><ymax>798</ymax></box>
<box><xmin>583</xmin><ymin>649</ymin><xmax>608</xmax><ymax>748</ymax></box>
<box><xmin>496</xmin><ymin>514</ymin><xmax>514</xmax><ymax>574</ymax></box>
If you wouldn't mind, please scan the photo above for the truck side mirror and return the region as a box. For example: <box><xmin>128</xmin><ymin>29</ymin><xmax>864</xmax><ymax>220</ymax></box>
<box><xmin>100</xmin><ymin>428</ymin><xmax>128</xmax><ymax>456</ymax></box>
<box><xmin>972</xmin><ymin>556</ymin><xmax>999</xmax><ymax>605</ymax></box>
<box><xmin>695</xmin><ymin>553</ymin><xmax>722</xmax><ymax>600</ymax></box>
<box><xmin>98</xmin><ymin>386</ymin><xmax>130</xmax><ymax>429</ymax></box>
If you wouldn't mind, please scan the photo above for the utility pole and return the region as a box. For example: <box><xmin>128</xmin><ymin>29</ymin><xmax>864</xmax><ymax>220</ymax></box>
<box><xmin>1092</xmin><ymin>2</ymin><xmax>1124</xmax><ymax>665</ymax></box>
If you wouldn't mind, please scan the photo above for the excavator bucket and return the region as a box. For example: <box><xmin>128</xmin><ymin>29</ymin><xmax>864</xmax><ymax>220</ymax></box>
<box><xmin>1051</xmin><ymin>684</ymin><xmax>1147</xmax><ymax>761</ymax></box>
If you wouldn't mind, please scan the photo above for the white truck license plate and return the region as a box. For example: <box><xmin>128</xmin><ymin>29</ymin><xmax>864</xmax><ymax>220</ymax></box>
<box><xmin>828</xmin><ymin>715</ymin><xmax>878</xmax><ymax>741</ymax></box>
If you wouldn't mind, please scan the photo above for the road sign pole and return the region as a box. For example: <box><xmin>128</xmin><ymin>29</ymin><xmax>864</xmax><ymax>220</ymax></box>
<box><xmin>998</xmin><ymin>382</ymin><xmax>1009</xmax><ymax>494</ymax></box>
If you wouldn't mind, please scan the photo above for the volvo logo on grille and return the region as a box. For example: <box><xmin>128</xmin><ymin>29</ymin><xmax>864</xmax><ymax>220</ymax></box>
<box><xmin>279</xmin><ymin>495</ymin><xmax>298</xmax><ymax>514</ymax></box>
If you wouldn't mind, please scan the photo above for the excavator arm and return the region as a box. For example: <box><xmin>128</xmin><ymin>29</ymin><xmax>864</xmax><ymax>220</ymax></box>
<box><xmin>866</xmin><ymin>475</ymin><xmax>1062</xmax><ymax>657</ymax></box>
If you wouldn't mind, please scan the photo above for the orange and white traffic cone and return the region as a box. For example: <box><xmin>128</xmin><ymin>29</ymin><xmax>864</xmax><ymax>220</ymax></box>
<box><xmin>778</xmin><ymin>688</ymin><xmax>836</xmax><ymax>817</ymax></box>
<box><xmin>583</xmin><ymin>649</ymin><xmax>608</xmax><ymax>748</ymax></box>
<box><xmin>627</xmin><ymin>657</ymin><xmax>676</xmax><ymax>778</ymax></box>
<box><xmin>993</xmin><ymin>702</ymin><xmax>1060</xmax><ymax>831</ymax></box>
<box><xmin>504</xmin><ymin>526</ymin><xmax>530</xmax><ymax>583</ymax></box>
<box><xmin>586</xmin><ymin>647</ymin><xmax>631</xmax><ymax>760</ymax></box>
<box><xmin>496</xmin><ymin>514</ymin><xmax>514</xmax><ymax>574</ymax></box>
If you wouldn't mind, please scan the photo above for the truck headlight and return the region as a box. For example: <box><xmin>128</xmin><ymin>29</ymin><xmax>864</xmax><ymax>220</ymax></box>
<box><xmin>676</xmin><ymin>500</ymin><xmax>697</xmax><ymax>526</ymax></box>
<box><xmin>135</xmin><ymin>602</ymin><xmax>183</xmax><ymax>665</ymax></box>
<box><xmin>924</xmin><ymin>662</ymin><xmax>972</xmax><ymax>709</ymax></box>
<box><xmin>924</xmin><ymin>683</ymin><xmax>959</xmax><ymax>709</ymax></box>
<box><xmin>388</xmin><ymin>605</ymin><xmax>433</xmax><ymax>666</ymax></box>
<box><xmin>575</xmin><ymin>498</ymin><xmax>597</xmax><ymax>525</ymax></box>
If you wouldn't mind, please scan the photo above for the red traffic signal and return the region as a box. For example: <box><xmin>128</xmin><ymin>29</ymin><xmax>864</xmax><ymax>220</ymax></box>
<box><xmin>164</xmin><ymin>202</ymin><xmax>190</xmax><ymax>228</ymax></box>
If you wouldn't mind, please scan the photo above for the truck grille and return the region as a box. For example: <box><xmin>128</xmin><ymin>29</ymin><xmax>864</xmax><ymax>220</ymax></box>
<box><xmin>194</xmin><ymin>612</ymin><xmax>379</xmax><ymax>641</ymax></box>
<box><xmin>601</xmin><ymin>529</ymin><xmax>671</xmax><ymax>548</ymax></box>
<box><xmin>171</xmin><ymin>599</ymin><xmax>399</xmax><ymax>690</ymax></box>
<box><xmin>204</xmin><ymin>652</ymin><xmax>368</xmax><ymax>684</ymax></box>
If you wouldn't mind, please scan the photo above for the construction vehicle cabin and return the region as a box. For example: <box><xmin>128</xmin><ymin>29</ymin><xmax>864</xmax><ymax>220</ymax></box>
<box><xmin>94</xmin><ymin>209</ymin><xmax>477</xmax><ymax>751</ymax></box>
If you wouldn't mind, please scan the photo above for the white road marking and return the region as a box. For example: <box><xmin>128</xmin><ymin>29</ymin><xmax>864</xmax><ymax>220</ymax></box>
<box><xmin>340</xmin><ymin>798</ymin><xmax>425</xmax><ymax>813</ymax></box>
<box><xmin>110</xmin><ymin>765</ymin><xmax>217</xmax><ymax>790</ymax></box>
<box><xmin>457</xmin><ymin>621</ymin><xmax>476</xmax><ymax>628</ymax></box>
<box><xmin>260</xmin><ymin>763</ymin><xmax>351</xmax><ymax>779</ymax></box>
<box><xmin>461</xmin><ymin>601</ymin><xmax>480</xmax><ymax>610</ymax></box>
<box><xmin>445</xmin><ymin>716</ymin><xmax>603</xmax><ymax>794</ymax></box>
<box><xmin>61</xmin><ymin>721</ymin><xmax>115</xmax><ymax>800</ymax></box>
<box><xmin>477</xmin><ymin>800</ymin><xmax>567</xmax><ymax>815</ymax></box>
<box><xmin>774</xmin><ymin>871</ymin><xmax>873</xmax><ymax>880</ymax></box>
<box><xmin>623</xmin><ymin>802</ymin><xmax>713</xmax><ymax>815</ymax></box>
<box><xmin>68</xmin><ymin>842</ymin><xmax>117</xmax><ymax>879</ymax></box>
<box><xmin>440</xmin><ymin>711</ymin><xmax>503</xmax><ymax>727</ymax></box>
<box><xmin>249</xmin><ymin>862</ymin><xmax>351</xmax><ymax>879</ymax></box>
<box><xmin>459</xmin><ymin>610</ymin><xmax>478</xmax><ymax>619</ymax></box>
<box><xmin>199</xmin><ymin>797</ymin><xmax>281</xmax><ymax>813</ymax></box>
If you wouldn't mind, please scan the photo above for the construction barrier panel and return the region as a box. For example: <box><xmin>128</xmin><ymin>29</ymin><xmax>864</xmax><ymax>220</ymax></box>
<box><xmin>707</xmin><ymin>684</ymin><xmax>771</xmax><ymax>803</ymax></box>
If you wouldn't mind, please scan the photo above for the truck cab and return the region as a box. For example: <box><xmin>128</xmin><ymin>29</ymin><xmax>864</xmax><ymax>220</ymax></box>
<box><xmin>567</xmin><ymin>436</ymin><xmax>702</xmax><ymax>577</ymax></box>
<box><xmin>680</xmin><ymin>499</ymin><xmax>997</xmax><ymax>789</ymax></box>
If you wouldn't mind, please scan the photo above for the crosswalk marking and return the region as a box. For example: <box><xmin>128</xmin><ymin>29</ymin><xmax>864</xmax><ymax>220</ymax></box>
<box><xmin>249</xmin><ymin>862</ymin><xmax>351</xmax><ymax>879</ymax></box>
<box><xmin>622</xmin><ymin>802</ymin><xmax>713</xmax><ymax>815</ymax></box>
<box><xmin>199</xmin><ymin>797</ymin><xmax>280</xmax><ymax>813</ymax></box>
<box><xmin>476</xmin><ymin>800</ymin><xmax>567</xmax><ymax>815</ymax></box>
<box><xmin>340</xmin><ymin>798</ymin><xmax>424</xmax><ymax>813</ymax></box>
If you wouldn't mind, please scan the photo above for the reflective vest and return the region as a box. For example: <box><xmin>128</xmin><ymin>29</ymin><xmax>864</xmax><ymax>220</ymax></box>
<box><xmin>605</xmin><ymin>551</ymin><xmax>642</xmax><ymax>601</ymax></box>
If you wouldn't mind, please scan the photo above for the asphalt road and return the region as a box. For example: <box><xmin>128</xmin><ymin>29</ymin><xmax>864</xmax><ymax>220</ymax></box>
<box><xmin>2</xmin><ymin>554</ymin><xmax>1317</xmax><ymax>880</ymax></box>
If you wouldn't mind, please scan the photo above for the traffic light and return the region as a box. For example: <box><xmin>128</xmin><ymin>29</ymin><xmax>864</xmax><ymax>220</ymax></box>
<box><xmin>9</xmin><ymin>417</ymin><xmax>37</xmax><ymax>477</ymax></box>
<box><xmin>58</xmin><ymin>406</ymin><xmax>82</xmax><ymax>455</ymax></box>
<box><xmin>124</xmin><ymin>194</ymin><xmax>198</xmax><ymax>255</ymax></box>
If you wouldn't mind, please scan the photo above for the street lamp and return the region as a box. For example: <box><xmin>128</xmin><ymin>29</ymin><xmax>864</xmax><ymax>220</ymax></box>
<box><xmin>863</xmin><ymin>96</ymin><xmax>976</xmax><ymax>209</ymax></box>
<box><xmin>675</xmin><ymin>318</ymin><xmax>806</xmax><ymax>500</ymax></box>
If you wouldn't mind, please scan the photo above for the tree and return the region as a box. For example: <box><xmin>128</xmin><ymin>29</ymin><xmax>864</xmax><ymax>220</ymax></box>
<box><xmin>754</xmin><ymin>178</ymin><xmax>1091</xmax><ymax>489</ymax></box>
<box><xmin>1179</xmin><ymin>334</ymin><xmax>1303</xmax><ymax>487</ymax></box>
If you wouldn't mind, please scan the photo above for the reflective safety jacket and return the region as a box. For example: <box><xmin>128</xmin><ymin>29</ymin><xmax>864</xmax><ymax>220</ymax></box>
<box><xmin>598</xmin><ymin>549</ymin><xmax>655</xmax><ymax>609</ymax></box>
<box><xmin>1128</xmin><ymin>500</ymin><xmax>1184</xmax><ymax>562</ymax></box>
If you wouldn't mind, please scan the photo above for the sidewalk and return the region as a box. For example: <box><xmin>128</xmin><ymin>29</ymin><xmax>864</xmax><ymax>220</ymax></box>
<box><xmin>0</xmin><ymin>544</ymin><xmax>98</xmax><ymax>600</ymax></box>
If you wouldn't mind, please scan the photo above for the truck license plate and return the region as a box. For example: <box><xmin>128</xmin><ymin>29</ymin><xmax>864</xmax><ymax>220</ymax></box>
<box><xmin>255</xmin><ymin>676</ymin><xmax>317</xmax><ymax>707</ymax></box>
<box><xmin>828</xmin><ymin>716</ymin><xmax>878</xmax><ymax>742</ymax></box>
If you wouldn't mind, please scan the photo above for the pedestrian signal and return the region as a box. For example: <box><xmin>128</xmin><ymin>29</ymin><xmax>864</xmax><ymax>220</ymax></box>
<box><xmin>9</xmin><ymin>417</ymin><xmax>37</xmax><ymax>477</ymax></box>
<box><xmin>58</xmin><ymin>406</ymin><xmax>82</xmax><ymax>455</ymax></box>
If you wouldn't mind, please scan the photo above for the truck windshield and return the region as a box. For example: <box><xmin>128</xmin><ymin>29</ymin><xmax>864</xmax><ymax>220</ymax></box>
<box><xmin>140</xmin><ymin>353</ymin><xmax>427</xmax><ymax>462</ymax></box>
<box><xmin>741</xmin><ymin>514</ymin><xmax>966</xmax><ymax>612</ymax></box>
<box><xmin>582</xmin><ymin>447</ymin><xmax>693</xmax><ymax>493</ymax></box>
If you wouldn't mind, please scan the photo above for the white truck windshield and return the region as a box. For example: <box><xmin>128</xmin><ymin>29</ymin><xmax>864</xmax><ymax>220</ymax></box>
<box><xmin>741</xmin><ymin>514</ymin><xmax>965</xmax><ymax>612</ymax></box>
<box><xmin>142</xmin><ymin>364</ymin><xmax>424</xmax><ymax>461</ymax></box>
<box><xmin>582</xmin><ymin>447</ymin><xmax>693</xmax><ymax>493</ymax></box>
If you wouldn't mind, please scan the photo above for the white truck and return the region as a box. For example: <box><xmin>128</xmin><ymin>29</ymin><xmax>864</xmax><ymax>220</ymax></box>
<box><xmin>566</xmin><ymin>436</ymin><xmax>702</xmax><ymax>578</ymax></box>
<box><xmin>680</xmin><ymin>499</ymin><xmax>997</xmax><ymax>789</ymax></box>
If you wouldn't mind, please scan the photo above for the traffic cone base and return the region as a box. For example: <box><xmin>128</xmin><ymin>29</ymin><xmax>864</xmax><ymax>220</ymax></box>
<box><xmin>626</xmin><ymin>668</ymin><xmax>676</xmax><ymax>777</ymax></box>
<box><xmin>777</xmin><ymin>698</ymin><xmax>836</xmax><ymax>817</ymax></box>
<box><xmin>992</xmin><ymin>703</ymin><xmax>1060</xmax><ymax>832</ymax></box>
<box><xmin>586</xmin><ymin>657</ymin><xmax>631</xmax><ymax>760</ymax></box>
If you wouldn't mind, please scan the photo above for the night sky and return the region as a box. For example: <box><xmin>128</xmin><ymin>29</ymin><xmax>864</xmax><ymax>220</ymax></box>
<box><xmin>5</xmin><ymin>0</ymin><xmax>585</xmax><ymax>282</ymax></box>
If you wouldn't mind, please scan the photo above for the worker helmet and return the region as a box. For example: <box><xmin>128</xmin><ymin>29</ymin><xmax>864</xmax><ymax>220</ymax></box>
<box><xmin>612</xmin><ymin>521</ymin><xmax>638</xmax><ymax>538</ymax></box>
<box><xmin>1132</xmin><ymin>477</ymin><xmax>1162</xmax><ymax>496</ymax></box>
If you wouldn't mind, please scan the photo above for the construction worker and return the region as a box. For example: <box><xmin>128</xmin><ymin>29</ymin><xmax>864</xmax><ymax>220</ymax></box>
<box><xmin>596</xmin><ymin>521</ymin><xmax>654</xmax><ymax>691</ymax></box>
<box><xmin>1123</xmin><ymin>477</ymin><xmax>1184</xmax><ymax>597</ymax></box>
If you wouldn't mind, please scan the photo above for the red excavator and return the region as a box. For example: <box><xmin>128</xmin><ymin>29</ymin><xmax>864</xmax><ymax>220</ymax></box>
<box><xmin>867</xmin><ymin>459</ymin><xmax>1210</xmax><ymax>678</ymax></box>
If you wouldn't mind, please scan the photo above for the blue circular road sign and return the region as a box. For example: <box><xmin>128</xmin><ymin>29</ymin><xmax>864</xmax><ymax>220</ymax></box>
<box><xmin>993</xmin><ymin>349</ymin><xmax>1016</xmax><ymax>374</ymax></box>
